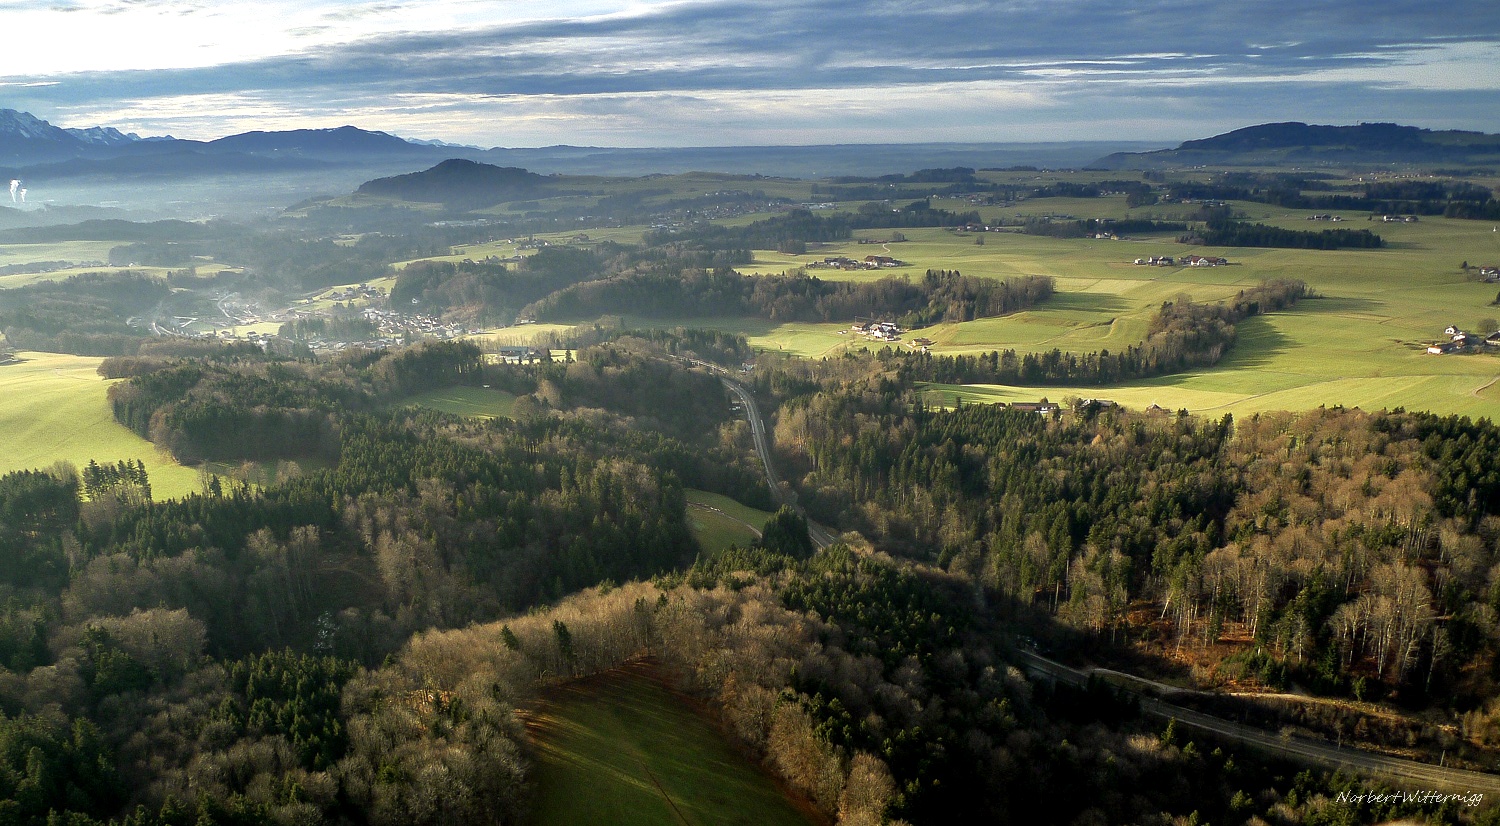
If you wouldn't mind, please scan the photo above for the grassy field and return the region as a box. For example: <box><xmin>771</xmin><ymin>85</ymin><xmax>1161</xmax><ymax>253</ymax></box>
<box><xmin>0</xmin><ymin>240</ymin><xmax>120</xmax><ymax>266</ymax></box>
<box><xmin>0</xmin><ymin>351</ymin><xmax>201</xmax><ymax>498</ymax></box>
<box><xmin>685</xmin><ymin>489</ymin><xmax>771</xmax><ymax>554</ymax></box>
<box><xmin>526</xmin><ymin>664</ymin><xmax>813</xmax><ymax>826</ymax></box>
<box><xmin>379</xmin><ymin>197</ymin><xmax>1500</xmax><ymax>418</ymax></box>
<box><xmin>663</xmin><ymin>208</ymin><xmax>1500</xmax><ymax>418</ymax></box>
<box><xmin>398</xmin><ymin>385</ymin><xmax>517</xmax><ymax>418</ymax></box>
<box><xmin>463</xmin><ymin>323</ymin><xmax>579</xmax><ymax>344</ymax></box>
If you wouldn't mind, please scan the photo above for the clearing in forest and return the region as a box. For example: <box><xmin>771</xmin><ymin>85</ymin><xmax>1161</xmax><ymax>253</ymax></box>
<box><xmin>526</xmin><ymin>664</ymin><xmax>815</xmax><ymax>826</ymax></box>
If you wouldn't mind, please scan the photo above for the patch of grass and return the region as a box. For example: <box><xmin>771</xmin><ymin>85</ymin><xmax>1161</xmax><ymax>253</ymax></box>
<box><xmin>199</xmin><ymin>457</ymin><xmax>330</xmax><ymax>489</ymax></box>
<box><xmin>527</xmin><ymin>665</ymin><xmax>813</xmax><ymax>826</ymax></box>
<box><xmin>0</xmin><ymin>351</ymin><xmax>201</xmax><ymax>498</ymax></box>
<box><xmin>0</xmin><ymin>240</ymin><xmax>121</xmax><ymax>267</ymax></box>
<box><xmin>687</xmin><ymin>506</ymin><xmax>760</xmax><ymax>555</ymax></box>
<box><xmin>685</xmin><ymin>490</ymin><xmax>774</xmax><ymax>529</ymax></box>
<box><xmin>398</xmin><ymin>385</ymin><xmax>516</xmax><ymax>419</ymax></box>
<box><xmin>463</xmin><ymin>324</ymin><xmax>582</xmax><ymax>347</ymax></box>
<box><xmin>684</xmin><ymin>490</ymin><xmax>771</xmax><ymax>555</ymax></box>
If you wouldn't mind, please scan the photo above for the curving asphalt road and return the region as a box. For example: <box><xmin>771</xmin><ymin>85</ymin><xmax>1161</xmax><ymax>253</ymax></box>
<box><xmin>1016</xmin><ymin>650</ymin><xmax>1500</xmax><ymax>795</ymax></box>
<box><xmin>680</xmin><ymin>355</ymin><xmax>837</xmax><ymax>549</ymax></box>
<box><xmin>717</xmin><ymin>375</ymin><xmax>839</xmax><ymax>549</ymax></box>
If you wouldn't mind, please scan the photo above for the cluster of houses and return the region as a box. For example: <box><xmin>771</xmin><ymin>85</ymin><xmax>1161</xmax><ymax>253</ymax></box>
<box><xmin>851</xmin><ymin>320</ymin><xmax>904</xmax><ymax>341</ymax></box>
<box><xmin>318</xmin><ymin>283</ymin><xmax>383</xmax><ymax>304</ymax></box>
<box><xmin>1427</xmin><ymin>325</ymin><xmax>1500</xmax><ymax>355</ymax></box>
<box><xmin>1307</xmin><ymin>214</ymin><xmax>1345</xmax><ymax>222</ymax></box>
<box><xmin>951</xmin><ymin>222</ymin><xmax>1019</xmax><ymax>233</ymax></box>
<box><xmin>360</xmin><ymin>308</ymin><xmax>475</xmax><ymax>341</ymax></box>
<box><xmin>1133</xmin><ymin>255</ymin><xmax>1230</xmax><ymax>267</ymax></box>
<box><xmin>490</xmin><ymin>345</ymin><xmax>552</xmax><ymax>364</ymax></box>
<box><xmin>1000</xmin><ymin>398</ymin><xmax>1119</xmax><ymax>416</ymax></box>
<box><xmin>812</xmin><ymin>255</ymin><xmax>906</xmax><ymax>271</ymax></box>
<box><xmin>1477</xmin><ymin>266</ymin><xmax>1500</xmax><ymax>282</ymax></box>
<box><xmin>1183</xmin><ymin>255</ymin><xmax>1230</xmax><ymax>267</ymax></box>
<box><xmin>645</xmin><ymin>198</ymin><xmax>799</xmax><ymax>232</ymax></box>
<box><xmin>1380</xmin><ymin>215</ymin><xmax>1420</xmax><ymax>223</ymax></box>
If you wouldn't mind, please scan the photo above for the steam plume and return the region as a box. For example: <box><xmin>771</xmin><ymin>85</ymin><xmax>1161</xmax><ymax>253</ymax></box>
<box><xmin>7</xmin><ymin>180</ymin><xmax>17</xmax><ymax>203</ymax></box>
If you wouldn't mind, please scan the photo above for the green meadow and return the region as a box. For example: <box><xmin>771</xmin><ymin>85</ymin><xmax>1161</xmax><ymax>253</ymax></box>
<box><xmin>0</xmin><ymin>240</ymin><xmax>183</xmax><ymax>288</ymax></box>
<box><xmin>0</xmin><ymin>351</ymin><xmax>201</xmax><ymax>498</ymax></box>
<box><xmin>0</xmin><ymin>240</ymin><xmax>121</xmax><ymax>267</ymax></box>
<box><xmin>656</xmin><ymin>208</ymin><xmax>1500</xmax><ymax>418</ymax></box>
<box><xmin>398</xmin><ymin>384</ymin><xmax>517</xmax><ymax>418</ymax></box>
<box><xmin>526</xmin><ymin>665</ymin><xmax>813</xmax><ymax>826</ymax></box>
<box><xmin>685</xmin><ymin>489</ymin><xmax>771</xmax><ymax>554</ymax></box>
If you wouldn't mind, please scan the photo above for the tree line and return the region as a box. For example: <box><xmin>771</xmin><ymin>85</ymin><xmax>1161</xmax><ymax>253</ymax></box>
<box><xmin>526</xmin><ymin>267</ymin><xmax>1055</xmax><ymax>326</ymax></box>
<box><xmin>1186</xmin><ymin>217</ymin><xmax>1384</xmax><ymax>250</ymax></box>
<box><xmin>889</xmin><ymin>279</ymin><xmax>1307</xmax><ymax>386</ymax></box>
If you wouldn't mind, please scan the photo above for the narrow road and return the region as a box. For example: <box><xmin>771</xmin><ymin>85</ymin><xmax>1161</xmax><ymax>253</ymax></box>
<box><xmin>718</xmin><ymin>375</ymin><xmax>839</xmax><ymax>549</ymax></box>
<box><xmin>683</xmin><ymin>356</ymin><xmax>839</xmax><ymax>549</ymax></box>
<box><xmin>1016</xmin><ymin>650</ymin><xmax>1500</xmax><ymax>795</ymax></box>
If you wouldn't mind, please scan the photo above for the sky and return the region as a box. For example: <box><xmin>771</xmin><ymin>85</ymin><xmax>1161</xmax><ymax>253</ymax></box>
<box><xmin>0</xmin><ymin>0</ymin><xmax>1496</xmax><ymax>147</ymax></box>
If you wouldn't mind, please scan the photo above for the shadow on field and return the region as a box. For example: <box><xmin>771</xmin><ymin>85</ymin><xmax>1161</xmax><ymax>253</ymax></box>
<box><xmin>1044</xmin><ymin>290</ymin><xmax>1131</xmax><ymax>316</ymax></box>
<box><xmin>1139</xmin><ymin>317</ymin><xmax>1293</xmax><ymax>386</ymax></box>
<box><xmin>1296</xmin><ymin>294</ymin><xmax>1384</xmax><ymax>315</ymax></box>
<box><xmin>1211</xmin><ymin>317</ymin><xmax>1293</xmax><ymax>372</ymax></box>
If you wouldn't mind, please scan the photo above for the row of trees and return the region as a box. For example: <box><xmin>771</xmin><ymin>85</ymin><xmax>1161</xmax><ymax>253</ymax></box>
<box><xmin>890</xmin><ymin>279</ymin><xmax>1307</xmax><ymax>386</ymax></box>
<box><xmin>527</xmin><ymin>266</ymin><xmax>1055</xmax><ymax>327</ymax></box>
<box><xmin>1186</xmin><ymin>219</ymin><xmax>1384</xmax><ymax>250</ymax></box>
<box><xmin>1020</xmin><ymin>217</ymin><xmax>1186</xmax><ymax>238</ymax></box>
<box><xmin>641</xmin><ymin>203</ymin><xmax>983</xmax><ymax>253</ymax></box>
<box><xmin>1164</xmin><ymin>175</ymin><xmax>1492</xmax><ymax>217</ymax></box>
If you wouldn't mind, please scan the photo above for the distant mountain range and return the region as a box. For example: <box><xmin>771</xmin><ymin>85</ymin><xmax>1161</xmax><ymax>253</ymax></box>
<box><xmin>0</xmin><ymin>109</ymin><xmax>143</xmax><ymax>154</ymax></box>
<box><xmin>0</xmin><ymin>108</ymin><xmax>1164</xmax><ymax>185</ymax></box>
<box><xmin>1092</xmin><ymin>122</ymin><xmax>1500</xmax><ymax>169</ymax></box>
<box><xmin>0</xmin><ymin>108</ymin><xmax>442</xmax><ymax>175</ymax></box>
<box><xmin>8</xmin><ymin>109</ymin><xmax>1498</xmax><ymax>185</ymax></box>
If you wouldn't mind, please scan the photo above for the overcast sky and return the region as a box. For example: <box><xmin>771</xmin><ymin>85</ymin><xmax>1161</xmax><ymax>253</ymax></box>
<box><xmin>1</xmin><ymin>0</ymin><xmax>1496</xmax><ymax>147</ymax></box>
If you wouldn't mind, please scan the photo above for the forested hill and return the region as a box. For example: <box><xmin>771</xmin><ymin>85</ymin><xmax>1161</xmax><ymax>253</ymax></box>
<box><xmin>355</xmin><ymin>159</ymin><xmax>553</xmax><ymax>207</ymax></box>
<box><xmin>1093</xmin><ymin>122</ymin><xmax>1500</xmax><ymax>169</ymax></box>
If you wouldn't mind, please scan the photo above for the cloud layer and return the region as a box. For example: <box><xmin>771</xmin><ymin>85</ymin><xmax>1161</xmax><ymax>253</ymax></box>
<box><xmin>2</xmin><ymin>0</ymin><xmax>1496</xmax><ymax>145</ymax></box>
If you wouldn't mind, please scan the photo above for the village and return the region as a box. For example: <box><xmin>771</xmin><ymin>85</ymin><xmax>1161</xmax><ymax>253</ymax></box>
<box><xmin>145</xmin><ymin>281</ymin><xmax>493</xmax><ymax>356</ymax></box>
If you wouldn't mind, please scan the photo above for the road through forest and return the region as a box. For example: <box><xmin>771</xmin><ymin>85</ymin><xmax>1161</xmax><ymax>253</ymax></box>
<box><xmin>713</xmin><ymin>363</ymin><xmax>1500</xmax><ymax>795</ymax></box>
